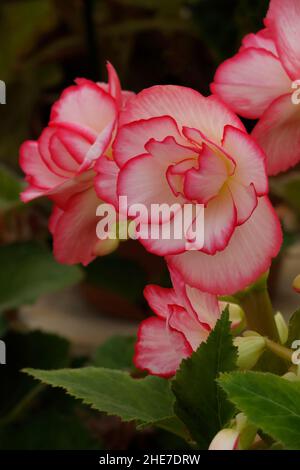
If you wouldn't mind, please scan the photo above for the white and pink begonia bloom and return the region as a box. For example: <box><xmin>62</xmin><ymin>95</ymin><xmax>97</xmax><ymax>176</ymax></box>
<box><xmin>20</xmin><ymin>63</ymin><xmax>134</xmax><ymax>265</ymax></box>
<box><xmin>212</xmin><ymin>0</ymin><xmax>300</xmax><ymax>175</ymax></box>
<box><xmin>113</xmin><ymin>85</ymin><xmax>282</xmax><ymax>295</ymax></box>
<box><xmin>135</xmin><ymin>266</ymin><xmax>241</xmax><ymax>377</ymax></box>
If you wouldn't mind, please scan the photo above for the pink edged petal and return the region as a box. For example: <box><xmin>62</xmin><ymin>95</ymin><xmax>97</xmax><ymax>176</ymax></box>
<box><xmin>121</xmin><ymin>90</ymin><xmax>135</xmax><ymax>109</ymax></box>
<box><xmin>184</xmin><ymin>143</ymin><xmax>229</xmax><ymax>204</ymax></box>
<box><xmin>118</xmin><ymin>154</ymin><xmax>182</xmax><ymax>224</ymax></box>
<box><xmin>167</xmin><ymin>197</ymin><xmax>282</xmax><ymax>295</ymax></box>
<box><xmin>106</xmin><ymin>61</ymin><xmax>122</xmax><ymax>107</ymax></box>
<box><xmin>94</xmin><ymin>155</ymin><xmax>119</xmax><ymax>207</ymax></box>
<box><xmin>119</xmin><ymin>85</ymin><xmax>245</xmax><ymax>144</ymax></box>
<box><xmin>113</xmin><ymin>115</ymin><xmax>184</xmax><ymax>167</ymax></box>
<box><xmin>47</xmin><ymin>171</ymin><xmax>94</xmax><ymax>209</ymax></box>
<box><xmin>136</xmin><ymin>209</ymin><xmax>189</xmax><ymax>256</ymax></box>
<box><xmin>202</xmin><ymin>186</ymin><xmax>237</xmax><ymax>255</ymax></box>
<box><xmin>185</xmin><ymin>285</ymin><xmax>220</xmax><ymax>328</ymax></box>
<box><xmin>38</xmin><ymin>127</ymin><xmax>74</xmax><ymax>178</ymax></box>
<box><xmin>169</xmin><ymin>305</ymin><xmax>209</xmax><ymax>351</ymax></box>
<box><xmin>240</xmin><ymin>28</ymin><xmax>278</xmax><ymax>56</ymax></box>
<box><xmin>168</xmin><ymin>264</ymin><xmax>219</xmax><ymax>328</ymax></box>
<box><xmin>49</xmin><ymin>205</ymin><xmax>63</xmax><ymax>235</ymax></box>
<box><xmin>50</xmin><ymin>80</ymin><xmax>117</xmax><ymax>138</ymax></box>
<box><xmin>222</xmin><ymin>125</ymin><xmax>268</xmax><ymax>195</ymax></box>
<box><xmin>118</xmin><ymin>137</ymin><xmax>196</xmax><ymax>224</ymax></box>
<box><xmin>79</xmin><ymin>118</ymin><xmax>116</xmax><ymax>171</ymax></box>
<box><xmin>169</xmin><ymin>304</ymin><xmax>208</xmax><ymax>351</ymax></box>
<box><xmin>134</xmin><ymin>317</ymin><xmax>192</xmax><ymax>377</ymax></box>
<box><xmin>19</xmin><ymin>140</ymin><xmax>65</xmax><ymax>198</ymax></box>
<box><xmin>20</xmin><ymin>185</ymin><xmax>48</xmax><ymax>203</ymax></box>
<box><xmin>252</xmin><ymin>93</ymin><xmax>300</xmax><ymax>175</ymax></box>
<box><xmin>49</xmin><ymin>133</ymin><xmax>79</xmax><ymax>173</ymax></box>
<box><xmin>211</xmin><ymin>48</ymin><xmax>291</xmax><ymax>119</ymax></box>
<box><xmin>144</xmin><ymin>285</ymin><xmax>179</xmax><ymax>318</ymax></box>
<box><xmin>266</xmin><ymin>0</ymin><xmax>300</xmax><ymax>80</ymax></box>
<box><xmin>228</xmin><ymin>181</ymin><xmax>257</xmax><ymax>225</ymax></box>
<box><xmin>167</xmin><ymin>158</ymin><xmax>197</xmax><ymax>197</ymax></box>
<box><xmin>53</xmin><ymin>124</ymin><xmax>94</xmax><ymax>165</ymax></box>
<box><xmin>51</xmin><ymin>187</ymin><xmax>100</xmax><ymax>265</ymax></box>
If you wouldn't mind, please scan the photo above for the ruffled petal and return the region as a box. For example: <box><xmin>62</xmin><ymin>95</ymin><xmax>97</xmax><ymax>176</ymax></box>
<box><xmin>252</xmin><ymin>93</ymin><xmax>300</xmax><ymax>175</ymax></box>
<box><xmin>167</xmin><ymin>197</ymin><xmax>282</xmax><ymax>295</ymax></box>
<box><xmin>211</xmin><ymin>47</ymin><xmax>291</xmax><ymax>119</ymax></box>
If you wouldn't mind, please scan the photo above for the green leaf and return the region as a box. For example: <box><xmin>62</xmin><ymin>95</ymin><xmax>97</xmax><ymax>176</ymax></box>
<box><xmin>219</xmin><ymin>371</ymin><xmax>300</xmax><ymax>450</ymax></box>
<box><xmin>93</xmin><ymin>335</ymin><xmax>135</xmax><ymax>370</ymax></box>
<box><xmin>0</xmin><ymin>166</ymin><xmax>23</xmax><ymax>211</ymax></box>
<box><xmin>172</xmin><ymin>309</ymin><xmax>237</xmax><ymax>448</ymax></box>
<box><xmin>24</xmin><ymin>367</ymin><xmax>175</xmax><ymax>427</ymax></box>
<box><xmin>0</xmin><ymin>242</ymin><xmax>83</xmax><ymax>312</ymax></box>
<box><xmin>288</xmin><ymin>309</ymin><xmax>300</xmax><ymax>346</ymax></box>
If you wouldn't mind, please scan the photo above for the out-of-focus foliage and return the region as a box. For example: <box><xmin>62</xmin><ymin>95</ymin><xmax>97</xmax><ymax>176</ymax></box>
<box><xmin>93</xmin><ymin>335</ymin><xmax>135</xmax><ymax>371</ymax></box>
<box><xmin>0</xmin><ymin>242</ymin><xmax>83</xmax><ymax>312</ymax></box>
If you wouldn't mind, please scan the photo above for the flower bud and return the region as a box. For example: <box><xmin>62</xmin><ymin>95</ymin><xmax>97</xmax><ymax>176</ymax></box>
<box><xmin>293</xmin><ymin>274</ymin><xmax>300</xmax><ymax>294</ymax></box>
<box><xmin>282</xmin><ymin>371</ymin><xmax>300</xmax><ymax>382</ymax></box>
<box><xmin>234</xmin><ymin>335</ymin><xmax>266</xmax><ymax>369</ymax></box>
<box><xmin>228</xmin><ymin>303</ymin><xmax>246</xmax><ymax>334</ymax></box>
<box><xmin>274</xmin><ymin>312</ymin><xmax>288</xmax><ymax>344</ymax></box>
<box><xmin>219</xmin><ymin>302</ymin><xmax>245</xmax><ymax>334</ymax></box>
<box><xmin>94</xmin><ymin>238</ymin><xmax>119</xmax><ymax>256</ymax></box>
<box><xmin>209</xmin><ymin>428</ymin><xmax>239</xmax><ymax>450</ymax></box>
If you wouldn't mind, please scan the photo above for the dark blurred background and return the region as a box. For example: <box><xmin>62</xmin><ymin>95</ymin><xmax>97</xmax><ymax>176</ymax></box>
<box><xmin>0</xmin><ymin>0</ymin><xmax>269</xmax><ymax>171</ymax></box>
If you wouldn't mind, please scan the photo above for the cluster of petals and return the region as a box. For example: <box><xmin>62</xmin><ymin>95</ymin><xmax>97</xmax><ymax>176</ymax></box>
<box><xmin>20</xmin><ymin>63</ymin><xmax>133</xmax><ymax>265</ymax></box>
<box><xmin>114</xmin><ymin>84</ymin><xmax>282</xmax><ymax>295</ymax></box>
<box><xmin>212</xmin><ymin>0</ymin><xmax>300</xmax><ymax>175</ymax></box>
<box><xmin>134</xmin><ymin>266</ymin><xmax>227</xmax><ymax>377</ymax></box>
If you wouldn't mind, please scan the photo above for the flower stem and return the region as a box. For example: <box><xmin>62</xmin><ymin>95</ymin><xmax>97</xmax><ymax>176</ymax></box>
<box><xmin>264</xmin><ymin>338</ymin><xmax>293</xmax><ymax>362</ymax></box>
<box><xmin>238</xmin><ymin>278</ymin><xmax>278</xmax><ymax>341</ymax></box>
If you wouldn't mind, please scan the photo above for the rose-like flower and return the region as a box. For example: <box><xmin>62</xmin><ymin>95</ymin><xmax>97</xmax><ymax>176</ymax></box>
<box><xmin>211</xmin><ymin>0</ymin><xmax>300</xmax><ymax>175</ymax></box>
<box><xmin>135</xmin><ymin>266</ymin><xmax>241</xmax><ymax>377</ymax></box>
<box><xmin>20</xmin><ymin>63</ymin><xmax>134</xmax><ymax>265</ymax></box>
<box><xmin>112</xmin><ymin>85</ymin><xmax>282</xmax><ymax>294</ymax></box>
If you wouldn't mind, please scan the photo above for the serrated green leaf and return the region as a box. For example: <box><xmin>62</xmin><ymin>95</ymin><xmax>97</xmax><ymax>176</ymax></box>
<box><xmin>93</xmin><ymin>335</ymin><xmax>135</xmax><ymax>370</ymax></box>
<box><xmin>0</xmin><ymin>242</ymin><xmax>83</xmax><ymax>312</ymax></box>
<box><xmin>24</xmin><ymin>367</ymin><xmax>175</xmax><ymax>427</ymax></box>
<box><xmin>172</xmin><ymin>309</ymin><xmax>237</xmax><ymax>448</ymax></box>
<box><xmin>219</xmin><ymin>371</ymin><xmax>300</xmax><ymax>450</ymax></box>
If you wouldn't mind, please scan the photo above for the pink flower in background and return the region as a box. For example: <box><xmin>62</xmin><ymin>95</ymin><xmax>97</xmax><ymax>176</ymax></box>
<box><xmin>134</xmin><ymin>267</ymin><xmax>221</xmax><ymax>377</ymax></box>
<box><xmin>20</xmin><ymin>63</ymin><xmax>134</xmax><ymax>265</ymax></box>
<box><xmin>114</xmin><ymin>85</ymin><xmax>282</xmax><ymax>295</ymax></box>
<box><xmin>212</xmin><ymin>0</ymin><xmax>300</xmax><ymax>175</ymax></box>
